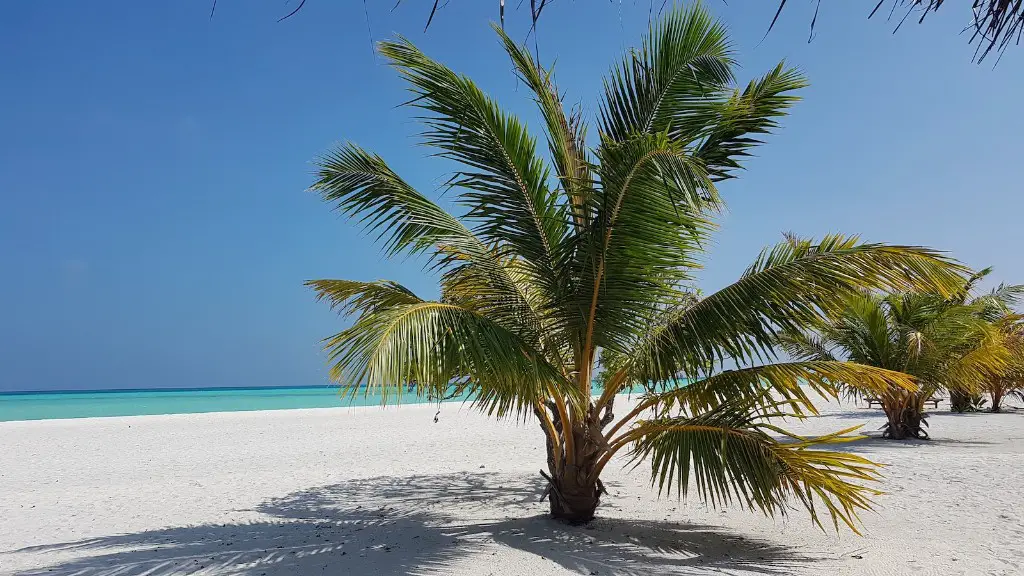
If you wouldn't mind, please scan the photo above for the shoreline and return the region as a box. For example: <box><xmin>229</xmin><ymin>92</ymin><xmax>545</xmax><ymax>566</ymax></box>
<box><xmin>0</xmin><ymin>388</ymin><xmax>653</xmax><ymax>424</ymax></box>
<box><xmin>0</xmin><ymin>398</ymin><xmax>479</xmax><ymax>426</ymax></box>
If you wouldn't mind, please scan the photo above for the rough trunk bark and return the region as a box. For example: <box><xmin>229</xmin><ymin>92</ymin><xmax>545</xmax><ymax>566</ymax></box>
<box><xmin>546</xmin><ymin>464</ymin><xmax>601</xmax><ymax>524</ymax></box>
<box><xmin>882</xmin><ymin>392</ymin><xmax>929</xmax><ymax>439</ymax></box>
<box><xmin>535</xmin><ymin>402</ymin><xmax>613</xmax><ymax>524</ymax></box>
<box><xmin>991</xmin><ymin>389</ymin><xmax>1004</xmax><ymax>413</ymax></box>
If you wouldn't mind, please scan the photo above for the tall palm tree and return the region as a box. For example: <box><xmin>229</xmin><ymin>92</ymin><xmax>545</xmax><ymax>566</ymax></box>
<box><xmin>782</xmin><ymin>284</ymin><xmax>1011</xmax><ymax>439</ymax></box>
<box><xmin>307</xmin><ymin>4</ymin><xmax>968</xmax><ymax>528</ymax></box>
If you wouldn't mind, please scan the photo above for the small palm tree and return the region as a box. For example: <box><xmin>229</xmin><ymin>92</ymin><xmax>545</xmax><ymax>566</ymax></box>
<box><xmin>782</xmin><ymin>286</ymin><xmax>1010</xmax><ymax>439</ymax></box>
<box><xmin>986</xmin><ymin>315</ymin><xmax>1024</xmax><ymax>411</ymax></box>
<box><xmin>307</xmin><ymin>4</ymin><xmax>968</xmax><ymax>528</ymax></box>
<box><xmin>944</xmin><ymin>272</ymin><xmax>1023</xmax><ymax>412</ymax></box>
<box><xmin>977</xmin><ymin>283</ymin><xmax>1024</xmax><ymax>411</ymax></box>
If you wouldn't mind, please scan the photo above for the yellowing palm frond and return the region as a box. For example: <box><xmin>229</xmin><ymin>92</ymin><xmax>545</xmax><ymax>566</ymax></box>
<box><xmin>646</xmin><ymin>361</ymin><xmax>918</xmax><ymax>417</ymax></box>
<box><xmin>626</xmin><ymin>399</ymin><xmax>880</xmax><ymax>533</ymax></box>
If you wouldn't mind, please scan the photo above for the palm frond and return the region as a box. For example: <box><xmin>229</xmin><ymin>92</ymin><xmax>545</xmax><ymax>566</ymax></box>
<box><xmin>777</xmin><ymin>330</ymin><xmax>838</xmax><ymax>362</ymax></box>
<box><xmin>495</xmin><ymin>25</ymin><xmax>593</xmax><ymax>229</ymax></box>
<box><xmin>626</xmin><ymin>236</ymin><xmax>968</xmax><ymax>384</ymax></box>
<box><xmin>323</xmin><ymin>298</ymin><xmax>577</xmax><ymax>417</ymax></box>
<box><xmin>627</xmin><ymin>399</ymin><xmax>880</xmax><ymax>533</ymax></box>
<box><xmin>312</xmin><ymin>144</ymin><xmax>556</xmax><ymax>351</ymax></box>
<box><xmin>378</xmin><ymin>38</ymin><xmax>568</xmax><ymax>289</ymax></box>
<box><xmin>938</xmin><ymin>320</ymin><xmax>1010</xmax><ymax>393</ymax></box>
<box><xmin>971</xmin><ymin>282</ymin><xmax>1024</xmax><ymax>318</ymax></box>
<box><xmin>599</xmin><ymin>3</ymin><xmax>734</xmax><ymax>143</ymax></box>
<box><xmin>311</xmin><ymin>142</ymin><xmax>480</xmax><ymax>260</ymax></box>
<box><xmin>306</xmin><ymin>279</ymin><xmax>424</xmax><ymax>317</ymax></box>
<box><xmin>693</xmin><ymin>62</ymin><xmax>808</xmax><ymax>181</ymax></box>
<box><xmin>647</xmin><ymin>360</ymin><xmax>917</xmax><ymax>417</ymax></box>
<box><xmin>571</xmin><ymin>131</ymin><xmax>721</xmax><ymax>354</ymax></box>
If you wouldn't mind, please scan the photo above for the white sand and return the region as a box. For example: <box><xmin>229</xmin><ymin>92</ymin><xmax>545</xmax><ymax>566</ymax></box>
<box><xmin>2</xmin><ymin>396</ymin><xmax>1022</xmax><ymax>576</ymax></box>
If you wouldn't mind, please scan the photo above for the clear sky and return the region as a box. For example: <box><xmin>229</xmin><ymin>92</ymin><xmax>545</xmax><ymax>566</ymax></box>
<box><xmin>1</xmin><ymin>1</ymin><xmax>1020</xmax><ymax>392</ymax></box>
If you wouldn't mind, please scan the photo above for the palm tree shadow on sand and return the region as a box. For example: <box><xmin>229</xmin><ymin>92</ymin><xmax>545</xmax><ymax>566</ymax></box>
<box><xmin>8</xmin><ymin>472</ymin><xmax>818</xmax><ymax>576</ymax></box>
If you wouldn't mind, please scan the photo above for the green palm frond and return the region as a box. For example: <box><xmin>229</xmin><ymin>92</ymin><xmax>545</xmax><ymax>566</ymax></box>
<box><xmin>598</xmin><ymin>4</ymin><xmax>804</xmax><ymax>181</ymax></box>
<box><xmin>626</xmin><ymin>236</ymin><xmax>968</xmax><ymax>384</ymax></box>
<box><xmin>827</xmin><ymin>292</ymin><xmax>900</xmax><ymax>369</ymax></box>
<box><xmin>693</xmin><ymin>62</ymin><xmax>808</xmax><ymax>181</ymax></box>
<box><xmin>495</xmin><ymin>26</ymin><xmax>593</xmax><ymax>228</ymax></box>
<box><xmin>323</xmin><ymin>298</ymin><xmax>577</xmax><ymax>416</ymax></box>
<box><xmin>627</xmin><ymin>399</ymin><xmax>880</xmax><ymax>533</ymax></box>
<box><xmin>777</xmin><ymin>330</ymin><xmax>839</xmax><ymax>362</ymax></box>
<box><xmin>599</xmin><ymin>3</ymin><xmax>734</xmax><ymax>143</ymax></box>
<box><xmin>378</xmin><ymin>38</ymin><xmax>568</xmax><ymax>289</ymax></box>
<box><xmin>572</xmin><ymin>131</ymin><xmax>721</xmax><ymax>353</ymax></box>
<box><xmin>311</xmin><ymin>143</ymin><xmax>551</xmax><ymax>349</ymax></box>
<box><xmin>307</xmin><ymin>279</ymin><xmax>424</xmax><ymax>317</ymax></box>
<box><xmin>971</xmin><ymin>282</ymin><xmax>1024</xmax><ymax>319</ymax></box>
<box><xmin>988</xmin><ymin>283</ymin><xmax>1024</xmax><ymax>308</ymax></box>
<box><xmin>741</xmin><ymin>234</ymin><xmax>967</xmax><ymax>294</ymax></box>
<box><xmin>311</xmin><ymin>142</ymin><xmax>480</xmax><ymax>260</ymax></box>
<box><xmin>937</xmin><ymin>320</ymin><xmax>1010</xmax><ymax>393</ymax></box>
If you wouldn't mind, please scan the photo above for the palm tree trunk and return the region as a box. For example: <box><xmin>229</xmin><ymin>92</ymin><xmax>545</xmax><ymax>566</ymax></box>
<box><xmin>538</xmin><ymin>407</ymin><xmax>610</xmax><ymax>524</ymax></box>
<box><xmin>882</xmin><ymin>392</ymin><xmax>928</xmax><ymax>439</ymax></box>
<box><xmin>991</xmin><ymin>386</ymin><xmax>1004</xmax><ymax>413</ymax></box>
<box><xmin>546</xmin><ymin>466</ymin><xmax>601</xmax><ymax>524</ymax></box>
<box><xmin>544</xmin><ymin>432</ymin><xmax>603</xmax><ymax>524</ymax></box>
<box><xmin>949</xmin><ymin>390</ymin><xmax>971</xmax><ymax>413</ymax></box>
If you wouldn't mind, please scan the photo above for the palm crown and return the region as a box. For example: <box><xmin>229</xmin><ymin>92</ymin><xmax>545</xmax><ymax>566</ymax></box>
<box><xmin>308</xmin><ymin>4</ymin><xmax>969</xmax><ymax>529</ymax></box>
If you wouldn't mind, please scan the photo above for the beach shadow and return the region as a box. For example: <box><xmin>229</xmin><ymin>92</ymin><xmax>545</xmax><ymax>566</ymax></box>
<box><xmin>826</xmin><ymin>410</ymin><xmax>891</xmax><ymax>420</ymax></box>
<box><xmin>828</xmin><ymin>435</ymin><xmax>995</xmax><ymax>454</ymax></box>
<box><xmin>926</xmin><ymin>409</ymin><xmax>1024</xmax><ymax>419</ymax></box>
<box><xmin>7</xmin><ymin>472</ymin><xmax>814</xmax><ymax>576</ymax></box>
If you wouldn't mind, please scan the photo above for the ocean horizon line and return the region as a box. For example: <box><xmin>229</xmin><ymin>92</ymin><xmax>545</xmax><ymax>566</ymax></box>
<box><xmin>0</xmin><ymin>384</ymin><xmax>341</xmax><ymax>396</ymax></box>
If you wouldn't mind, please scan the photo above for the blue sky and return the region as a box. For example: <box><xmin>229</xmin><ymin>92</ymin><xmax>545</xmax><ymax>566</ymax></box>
<box><xmin>1</xmin><ymin>1</ymin><xmax>1020</xmax><ymax>392</ymax></box>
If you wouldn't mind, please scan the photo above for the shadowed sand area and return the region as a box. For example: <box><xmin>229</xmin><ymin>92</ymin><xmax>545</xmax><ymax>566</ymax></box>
<box><xmin>7</xmin><ymin>472</ymin><xmax>810</xmax><ymax>576</ymax></box>
<box><xmin>2</xmin><ymin>396</ymin><xmax>1022</xmax><ymax>575</ymax></box>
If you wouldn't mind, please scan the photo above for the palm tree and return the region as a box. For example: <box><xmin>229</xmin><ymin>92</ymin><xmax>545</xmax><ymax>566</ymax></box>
<box><xmin>782</xmin><ymin>284</ymin><xmax>1011</xmax><ymax>439</ymax></box>
<box><xmin>945</xmin><ymin>275</ymin><xmax>1024</xmax><ymax>412</ymax></box>
<box><xmin>307</xmin><ymin>4</ymin><xmax>968</xmax><ymax>528</ymax></box>
<box><xmin>973</xmin><ymin>281</ymin><xmax>1024</xmax><ymax>412</ymax></box>
<box><xmin>986</xmin><ymin>313</ymin><xmax>1024</xmax><ymax>411</ymax></box>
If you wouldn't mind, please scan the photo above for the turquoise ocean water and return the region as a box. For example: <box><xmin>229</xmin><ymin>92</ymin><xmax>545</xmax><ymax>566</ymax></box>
<box><xmin>0</xmin><ymin>383</ymin><xmax>631</xmax><ymax>422</ymax></box>
<box><xmin>0</xmin><ymin>386</ymin><xmax>479</xmax><ymax>422</ymax></box>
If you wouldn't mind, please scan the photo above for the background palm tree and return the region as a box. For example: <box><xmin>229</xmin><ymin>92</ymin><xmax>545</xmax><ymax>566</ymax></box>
<box><xmin>307</xmin><ymin>4</ymin><xmax>968</xmax><ymax>528</ymax></box>
<box><xmin>781</xmin><ymin>276</ymin><xmax>1016</xmax><ymax>438</ymax></box>
<box><xmin>986</xmin><ymin>314</ymin><xmax>1024</xmax><ymax>411</ymax></box>
<box><xmin>977</xmin><ymin>280</ymin><xmax>1024</xmax><ymax>412</ymax></box>
<box><xmin>945</xmin><ymin>273</ymin><xmax>1024</xmax><ymax>411</ymax></box>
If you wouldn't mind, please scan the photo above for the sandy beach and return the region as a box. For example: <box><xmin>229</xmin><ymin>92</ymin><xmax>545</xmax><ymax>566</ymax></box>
<box><xmin>2</xmin><ymin>396</ymin><xmax>1022</xmax><ymax>576</ymax></box>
